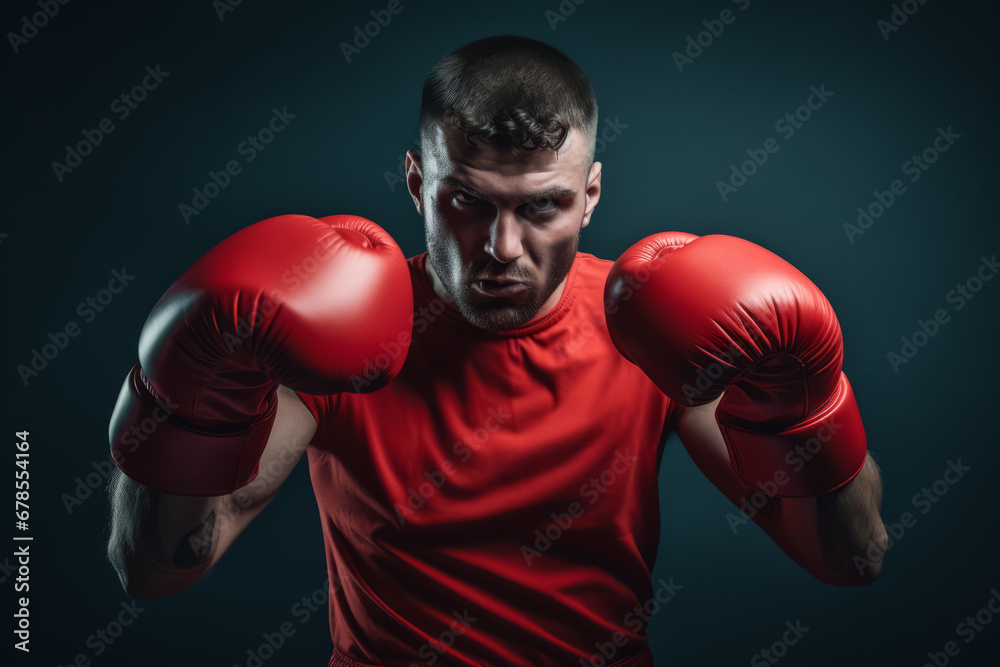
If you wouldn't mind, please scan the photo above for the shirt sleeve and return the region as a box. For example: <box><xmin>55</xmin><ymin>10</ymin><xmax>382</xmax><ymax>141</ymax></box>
<box><xmin>662</xmin><ymin>394</ymin><xmax>685</xmax><ymax>438</ymax></box>
<box><xmin>293</xmin><ymin>391</ymin><xmax>340</xmax><ymax>448</ymax></box>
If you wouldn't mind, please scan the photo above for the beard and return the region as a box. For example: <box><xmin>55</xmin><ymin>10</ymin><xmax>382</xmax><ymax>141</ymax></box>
<box><xmin>425</xmin><ymin>224</ymin><xmax>579</xmax><ymax>333</ymax></box>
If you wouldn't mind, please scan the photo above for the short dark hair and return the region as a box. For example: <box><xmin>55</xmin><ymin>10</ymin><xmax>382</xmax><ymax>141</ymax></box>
<box><xmin>419</xmin><ymin>35</ymin><xmax>598</xmax><ymax>163</ymax></box>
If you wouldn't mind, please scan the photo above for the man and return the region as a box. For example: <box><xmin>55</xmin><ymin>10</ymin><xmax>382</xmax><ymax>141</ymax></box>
<box><xmin>106</xmin><ymin>36</ymin><xmax>887</xmax><ymax>666</ymax></box>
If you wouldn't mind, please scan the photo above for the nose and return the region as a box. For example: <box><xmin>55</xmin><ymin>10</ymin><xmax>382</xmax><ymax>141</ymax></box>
<box><xmin>485</xmin><ymin>211</ymin><xmax>523</xmax><ymax>264</ymax></box>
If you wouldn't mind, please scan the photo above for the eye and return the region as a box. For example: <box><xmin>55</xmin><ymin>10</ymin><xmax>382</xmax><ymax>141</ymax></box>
<box><xmin>452</xmin><ymin>191</ymin><xmax>481</xmax><ymax>206</ymax></box>
<box><xmin>523</xmin><ymin>197</ymin><xmax>557</xmax><ymax>219</ymax></box>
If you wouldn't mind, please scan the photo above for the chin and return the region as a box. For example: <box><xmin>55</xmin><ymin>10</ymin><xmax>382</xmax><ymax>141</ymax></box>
<box><xmin>467</xmin><ymin>315</ymin><xmax>533</xmax><ymax>332</ymax></box>
<box><xmin>458</xmin><ymin>298</ymin><xmax>538</xmax><ymax>332</ymax></box>
<box><xmin>455</xmin><ymin>288</ymin><xmax>544</xmax><ymax>331</ymax></box>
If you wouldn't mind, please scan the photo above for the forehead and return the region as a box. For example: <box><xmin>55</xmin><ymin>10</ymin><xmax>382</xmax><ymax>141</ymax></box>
<box><xmin>423</xmin><ymin>121</ymin><xmax>589</xmax><ymax>193</ymax></box>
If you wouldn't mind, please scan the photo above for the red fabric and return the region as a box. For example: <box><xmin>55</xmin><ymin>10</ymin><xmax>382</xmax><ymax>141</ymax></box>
<box><xmin>297</xmin><ymin>252</ymin><xmax>679</xmax><ymax>666</ymax></box>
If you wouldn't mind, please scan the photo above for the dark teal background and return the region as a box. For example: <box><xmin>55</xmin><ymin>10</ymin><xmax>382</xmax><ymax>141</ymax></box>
<box><xmin>3</xmin><ymin>0</ymin><xmax>999</xmax><ymax>665</ymax></box>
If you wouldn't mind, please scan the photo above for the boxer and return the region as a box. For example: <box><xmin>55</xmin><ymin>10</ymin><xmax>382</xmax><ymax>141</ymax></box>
<box><xmin>107</xmin><ymin>35</ymin><xmax>887</xmax><ymax>667</ymax></box>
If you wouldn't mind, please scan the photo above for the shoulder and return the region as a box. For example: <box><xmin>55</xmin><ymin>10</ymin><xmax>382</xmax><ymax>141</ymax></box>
<box><xmin>571</xmin><ymin>252</ymin><xmax>614</xmax><ymax>286</ymax></box>
<box><xmin>568</xmin><ymin>252</ymin><xmax>615</xmax><ymax>306</ymax></box>
<box><xmin>573</xmin><ymin>251</ymin><xmax>614</xmax><ymax>274</ymax></box>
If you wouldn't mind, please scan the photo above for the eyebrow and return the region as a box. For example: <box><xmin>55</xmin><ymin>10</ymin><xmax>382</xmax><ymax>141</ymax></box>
<box><xmin>440</xmin><ymin>176</ymin><xmax>577</xmax><ymax>203</ymax></box>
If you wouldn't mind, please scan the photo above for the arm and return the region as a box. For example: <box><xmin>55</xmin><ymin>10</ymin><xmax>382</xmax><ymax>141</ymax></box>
<box><xmin>605</xmin><ymin>232</ymin><xmax>888</xmax><ymax>586</ymax></box>
<box><xmin>107</xmin><ymin>386</ymin><xmax>316</xmax><ymax>599</ymax></box>
<box><xmin>104</xmin><ymin>214</ymin><xmax>412</xmax><ymax>597</ymax></box>
<box><xmin>676</xmin><ymin>397</ymin><xmax>888</xmax><ymax>586</ymax></box>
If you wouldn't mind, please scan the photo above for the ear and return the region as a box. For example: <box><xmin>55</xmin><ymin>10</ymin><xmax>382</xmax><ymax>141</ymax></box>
<box><xmin>581</xmin><ymin>161</ymin><xmax>602</xmax><ymax>229</ymax></box>
<box><xmin>405</xmin><ymin>150</ymin><xmax>424</xmax><ymax>216</ymax></box>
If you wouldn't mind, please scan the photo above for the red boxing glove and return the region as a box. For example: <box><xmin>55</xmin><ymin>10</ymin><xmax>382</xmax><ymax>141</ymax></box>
<box><xmin>109</xmin><ymin>214</ymin><xmax>413</xmax><ymax>496</ymax></box>
<box><xmin>605</xmin><ymin>232</ymin><xmax>867</xmax><ymax>497</ymax></box>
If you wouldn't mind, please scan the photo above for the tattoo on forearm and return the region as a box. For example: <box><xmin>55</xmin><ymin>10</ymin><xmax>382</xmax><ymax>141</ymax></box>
<box><xmin>172</xmin><ymin>511</ymin><xmax>216</xmax><ymax>568</ymax></box>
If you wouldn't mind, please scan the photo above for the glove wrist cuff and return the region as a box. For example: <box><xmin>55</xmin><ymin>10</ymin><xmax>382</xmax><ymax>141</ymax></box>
<box><xmin>109</xmin><ymin>363</ymin><xmax>278</xmax><ymax>496</ymax></box>
<box><xmin>717</xmin><ymin>373</ymin><xmax>867</xmax><ymax>497</ymax></box>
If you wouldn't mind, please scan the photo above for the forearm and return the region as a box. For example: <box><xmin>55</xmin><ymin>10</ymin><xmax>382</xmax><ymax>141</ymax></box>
<box><xmin>678</xmin><ymin>399</ymin><xmax>888</xmax><ymax>586</ymax></box>
<box><xmin>106</xmin><ymin>389</ymin><xmax>314</xmax><ymax>598</ymax></box>
<box><xmin>810</xmin><ymin>453</ymin><xmax>887</xmax><ymax>584</ymax></box>
<box><xmin>742</xmin><ymin>453</ymin><xmax>888</xmax><ymax>587</ymax></box>
<box><xmin>107</xmin><ymin>468</ymin><xmax>227</xmax><ymax>599</ymax></box>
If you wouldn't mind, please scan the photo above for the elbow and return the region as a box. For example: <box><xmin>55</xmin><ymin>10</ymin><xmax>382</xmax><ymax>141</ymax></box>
<box><xmin>107</xmin><ymin>539</ymin><xmax>135</xmax><ymax>594</ymax></box>
<box><xmin>813</xmin><ymin>521</ymin><xmax>889</xmax><ymax>588</ymax></box>
<box><xmin>107</xmin><ymin>541</ymin><xmax>152</xmax><ymax>600</ymax></box>
<box><xmin>848</xmin><ymin>518</ymin><xmax>889</xmax><ymax>586</ymax></box>
<box><xmin>113</xmin><ymin>561</ymin><xmax>173</xmax><ymax>601</ymax></box>
<box><xmin>107</xmin><ymin>538</ymin><xmax>199</xmax><ymax>601</ymax></box>
<box><xmin>113</xmin><ymin>566</ymin><xmax>155</xmax><ymax>601</ymax></box>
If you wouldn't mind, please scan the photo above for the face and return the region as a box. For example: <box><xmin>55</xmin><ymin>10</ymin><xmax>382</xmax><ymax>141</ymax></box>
<box><xmin>406</xmin><ymin>122</ymin><xmax>602</xmax><ymax>332</ymax></box>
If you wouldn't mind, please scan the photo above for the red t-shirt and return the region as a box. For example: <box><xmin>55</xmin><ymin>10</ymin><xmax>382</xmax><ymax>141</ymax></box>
<box><xmin>296</xmin><ymin>252</ymin><xmax>680</xmax><ymax>667</ymax></box>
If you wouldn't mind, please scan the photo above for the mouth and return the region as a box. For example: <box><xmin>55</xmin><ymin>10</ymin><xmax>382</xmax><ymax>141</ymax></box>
<box><xmin>472</xmin><ymin>278</ymin><xmax>530</xmax><ymax>297</ymax></box>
